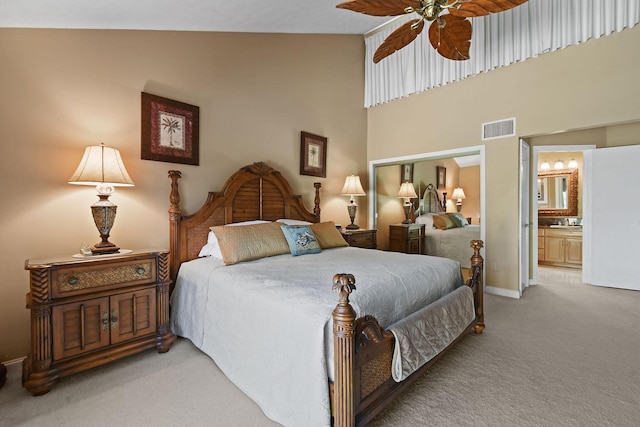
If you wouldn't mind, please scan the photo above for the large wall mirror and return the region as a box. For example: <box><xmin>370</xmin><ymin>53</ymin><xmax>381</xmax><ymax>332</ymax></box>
<box><xmin>537</xmin><ymin>168</ymin><xmax>578</xmax><ymax>216</ymax></box>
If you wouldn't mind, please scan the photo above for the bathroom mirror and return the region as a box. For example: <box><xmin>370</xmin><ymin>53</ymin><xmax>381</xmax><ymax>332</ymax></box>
<box><xmin>537</xmin><ymin>169</ymin><xmax>578</xmax><ymax>216</ymax></box>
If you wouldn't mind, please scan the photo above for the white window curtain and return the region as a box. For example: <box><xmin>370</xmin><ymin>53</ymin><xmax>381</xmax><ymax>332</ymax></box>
<box><xmin>364</xmin><ymin>0</ymin><xmax>640</xmax><ymax>108</ymax></box>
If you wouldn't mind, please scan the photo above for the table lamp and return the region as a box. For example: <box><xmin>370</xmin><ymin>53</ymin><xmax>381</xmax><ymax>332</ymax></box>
<box><xmin>341</xmin><ymin>175</ymin><xmax>366</xmax><ymax>230</ymax></box>
<box><xmin>451</xmin><ymin>187</ymin><xmax>466</xmax><ymax>212</ymax></box>
<box><xmin>69</xmin><ymin>143</ymin><xmax>134</xmax><ymax>254</ymax></box>
<box><xmin>397</xmin><ymin>182</ymin><xmax>418</xmax><ymax>224</ymax></box>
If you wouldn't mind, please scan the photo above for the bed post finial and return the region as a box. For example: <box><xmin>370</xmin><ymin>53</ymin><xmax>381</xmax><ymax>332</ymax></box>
<box><xmin>332</xmin><ymin>273</ymin><xmax>356</xmax><ymax>427</ymax></box>
<box><xmin>313</xmin><ymin>182</ymin><xmax>321</xmax><ymax>222</ymax></box>
<box><xmin>469</xmin><ymin>239</ymin><xmax>485</xmax><ymax>334</ymax></box>
<box><xmin>168</xmin><ymin>170</ymin><xmax>182</xmax><ymax>288</ymax></box>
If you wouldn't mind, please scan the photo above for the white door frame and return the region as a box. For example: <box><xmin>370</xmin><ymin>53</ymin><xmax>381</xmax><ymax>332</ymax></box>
<box><xmin>519</xmin><ymin>140</ymin><xmax>530</xmax><ymax>296</ymax></box>
<box><xmin>530</xmin><ymin>145</ymin><xmax>595</xmax><ymax>285</ymax></box>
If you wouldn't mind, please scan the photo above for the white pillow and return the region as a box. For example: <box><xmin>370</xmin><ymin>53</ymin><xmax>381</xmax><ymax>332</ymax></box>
<box><xmin>198</xmin><ymin>220</ymin><xmax>270</xmax><ymax>258</ymax></box>
<box><xmin>276</xmin><ymin>219</ymin><xmax>313</xmax><ymax>226</ymax></box>
<box><xmin>415</xmin><ymin>213</ymin><xmax>436</xmax><ymax>229</ymax></box>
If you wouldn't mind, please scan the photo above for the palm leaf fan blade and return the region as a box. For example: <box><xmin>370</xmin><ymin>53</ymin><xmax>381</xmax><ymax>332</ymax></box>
<box><xmin>428</xmin><ymin>15</ymin><xmax>472</xmax><ymax>61</ymax></box>
<box><xmin>336</xmin><ymin>0</ymin><xmax>422</xmax><ymax>17</ymax></box>
<box><xmin>448</xmin><ymin>0</ymin><xmax>529</xmax><ymax>18</ymax></box>
<box><xmin>373</xmin><ymin>19</ymin><xmax>425</xmax><ymax>63</ymax></box>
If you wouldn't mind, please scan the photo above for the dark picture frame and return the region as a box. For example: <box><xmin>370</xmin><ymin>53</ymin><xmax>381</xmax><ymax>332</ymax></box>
<box><xmin>437</xmin><ymin>166</ymin><xmax>447</xmax><ymax>189</ymax></box>
<box><xmin>300</xmin><ymin>131</ymin><xmax>327</xmax><ymax>178</ymax></box>
<box><xmin>141</xmin><ymin>92</ymin><xmax>200</xmax><ymax>165</ymax></box>
<box><xmin>400</xmin><ymin>163</ymin><xmax>414</xmax><ymax>183</ymax></box>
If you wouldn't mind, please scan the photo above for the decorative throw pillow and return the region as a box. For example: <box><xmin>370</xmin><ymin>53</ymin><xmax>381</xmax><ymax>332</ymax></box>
<box><xmin>447</xmin><ymin>213</ymin><xmax>469</xmax><ymax>227</ymax></box>
<box><xmin>309</xmin><ymin>221</ymin><xmax>349</xmax><ymax>249</ymax></box>
<box><xmin>211</xmin><ymin>222</ymin><xmax>290</xmax><ymax>265</ymax></box>
<box><xmin>199</xmin><ymin>220</ymin><xmax>270</xmax><ymax>258</ymax></box>
<box><xmin>432</xmin><ymin>214</ymin><xmax>458</xmax><ymax>230</ymax></box>
<box><xmin>280</xmin><ymin>225</ymin><xmax>322</xmax><ymax>256</ymax></box>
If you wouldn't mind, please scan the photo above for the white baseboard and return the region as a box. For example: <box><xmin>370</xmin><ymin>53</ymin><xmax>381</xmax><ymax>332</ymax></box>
<box><xmin>486</xmin><ymin>285</ymin><xmax>520</xmax><ymax>299</ymax></box>
<box><xmin>2</xmin><ymin>357</ymin><xmax>26</xmax><ymax>372</ymax></box>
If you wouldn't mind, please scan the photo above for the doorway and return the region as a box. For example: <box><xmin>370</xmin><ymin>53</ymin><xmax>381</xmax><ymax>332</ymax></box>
<box><xmin>530</xmin><ymin>145</ymin><xmax>594</xmax><ymax>286</ymax></box>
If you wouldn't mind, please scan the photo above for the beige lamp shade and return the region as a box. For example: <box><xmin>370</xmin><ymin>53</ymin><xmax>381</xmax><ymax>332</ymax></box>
<box><xmin>341</xmin><ymin>175</ymin><xmax>366</xmax><ymax>197</ymax></box>
<box><xmin>397</xmin><ymin>182</ymin><xmax>418</xmax><ymax>199</ymax></box>
<box><xmin>69</xmin><ymin>144</ymin><xmax>134</xmax><ymax>190</ymax></box>
<box><xmin>451</xmin><ymin>187</ymin><xmax>466</xmax><ymax>200</ymax></box>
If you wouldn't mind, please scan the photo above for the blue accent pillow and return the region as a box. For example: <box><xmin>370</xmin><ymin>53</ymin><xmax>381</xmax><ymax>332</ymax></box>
<box><xmin>280</xmin><ymin>225</ymin><xmax>322</xmax><ymax>256</ymax></box>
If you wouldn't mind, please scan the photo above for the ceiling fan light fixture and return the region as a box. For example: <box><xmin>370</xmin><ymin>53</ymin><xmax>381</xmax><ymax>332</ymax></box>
<box><xmin>336</xmin><ymin>0</ymin><xmax>529</xmax><ymax>63</ymax></box>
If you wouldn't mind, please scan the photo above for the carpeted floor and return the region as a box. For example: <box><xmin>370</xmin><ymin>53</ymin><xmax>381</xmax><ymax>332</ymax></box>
<box><xmin>2</xmin><ymin>267</ymin><xmax>639</xmax><ymax>426</ymax></box>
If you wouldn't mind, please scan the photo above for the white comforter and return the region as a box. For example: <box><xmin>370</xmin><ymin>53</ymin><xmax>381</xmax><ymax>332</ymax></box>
<box><xmin>417</xmin><ymin>223</ymin><xmax>481</xmax><ymax>269</ymax></box>
<box><xmin>170</xmin><ymin>247</ymin><xmax>463</xmax><ymax>427</ymax></box>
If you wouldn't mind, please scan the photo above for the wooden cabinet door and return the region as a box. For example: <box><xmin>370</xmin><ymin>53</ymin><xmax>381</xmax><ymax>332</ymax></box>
<box><xmin>110</xmin><ymin>288</ymin><xmax>157</xmax><ymax>345</ymax></box>
<box><xmin>407</xmin><ymin>238</ymin><xmax>421</xmax><ymax>254</ymax></box>
<box><xmin>544</xmin><ymin>237</ymin><xmax>565</xmax><ymax>263</ymax></box>
<box><xmin>52</xmin><ymin>297</ymin><xmax>110</xmax><ymax>360</ymax></box>
<box><xmin>565</xmin><ymin>238</ymin><xmax>583</xmax><ymax>265</ymax></box>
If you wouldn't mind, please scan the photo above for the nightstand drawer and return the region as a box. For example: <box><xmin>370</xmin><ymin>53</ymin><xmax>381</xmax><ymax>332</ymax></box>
<box><xmin>348</xmin><ymin>232</ymin><xmax>376</xmax><ymax>248</ymax></box>
<box><xmin>52</xmin><ymin>258</ymin><xmax>156</xmax><ymax>298</ymax></box>
<box><xmin>341</xmin><ymin>229</ymin><xmax>377</xmax><ymax>249</ymax></box>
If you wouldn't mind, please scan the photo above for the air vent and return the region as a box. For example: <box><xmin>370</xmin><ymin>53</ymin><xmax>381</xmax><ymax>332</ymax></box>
<box><xmin>482</xmin><ymin>118</ymin><xmax>516</xmax><ymax>140</ymax></box>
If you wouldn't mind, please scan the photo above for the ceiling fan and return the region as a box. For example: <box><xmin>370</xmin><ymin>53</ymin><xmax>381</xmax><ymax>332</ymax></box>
<box><xmin>336</xmin><ymin>0</ymin><xmax>529</xmax><ymax>63</ymax></box>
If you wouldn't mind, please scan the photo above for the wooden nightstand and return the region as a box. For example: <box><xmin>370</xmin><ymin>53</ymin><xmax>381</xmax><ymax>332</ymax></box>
<box><xmin>389</xmin><ymin>223</ymin><xmax>425</xmax><ymax>254</ymax></box>
<box><xmin>341</xmin><ymin>228</ymin><xmax>377</xmax><ymax>249</ymax></box>
<box><xmin>23</xmin><ymin>249</ymin><xmax>176</xmax><ymax>395</ymax></box>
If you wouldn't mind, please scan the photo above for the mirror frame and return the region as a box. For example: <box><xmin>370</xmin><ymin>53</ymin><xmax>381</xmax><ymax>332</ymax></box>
<box><xmin>537</xmin><ymin>168</ymin><xmax>578</xmax><ymax>216</ymax></box>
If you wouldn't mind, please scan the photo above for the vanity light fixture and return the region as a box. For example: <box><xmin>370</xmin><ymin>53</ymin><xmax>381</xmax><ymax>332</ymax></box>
<box><xmin>554</xmin><ymin>160</ymin><xmax>564</xmax><ymax>169</ymax></box>
<box><xmin>568</xmin><ymin>159</ymin><xmax>578</xmax><ymax>168</ymax></box>
<box><xmin>451</xmin><ymin>187</ymin><xmax>467</xmax><ymax>213</ymax></box>
<box><xmin>540</xmin><ymin>161</ymin><xmax>550</xmax><ymax>170</ymax></box>
<box><xmin>341</xmin><ymin>175</ymin><xmax>366</xmax><ymax>230</ymax></box>
<box><xmin>69</xmin><ymin>143</ymin><xmax>134</xmax><ymax>254</ymax></box>
<box><xmin>397</xmin><ymin>182</ymin><xmax>418</xmax><ymax>224</ymax></box>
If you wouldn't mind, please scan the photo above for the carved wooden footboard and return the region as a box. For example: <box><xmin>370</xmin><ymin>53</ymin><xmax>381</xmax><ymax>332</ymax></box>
<box><xmin>331</xmin><ymin>240</ymin><xmax>485</xmax><ymax>427</ymax></box>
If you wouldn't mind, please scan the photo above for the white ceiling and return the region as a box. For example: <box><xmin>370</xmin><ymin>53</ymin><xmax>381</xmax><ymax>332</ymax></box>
<box><xmin>1</xmin><ymin>0</ymin><xmax>391</xmax><ymax>34</ymax></box>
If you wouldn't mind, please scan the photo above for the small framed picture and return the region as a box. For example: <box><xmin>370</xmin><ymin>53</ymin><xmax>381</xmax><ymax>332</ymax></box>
<box><xmin>141</xmin><ymin>92</ymin><xmax>200</xmax><ymax>165</ymax></box>
<box><xmin>437</xmin><ymin>166</ymin><xmax>447</xmax><ymax>189</ymax></box>
<box><xmin>300</xmin><ymin>131</ymin><xmax>327</xmax><ymax>178</ymax></box>
<box><xmin>401</xmin><ymin>163</ymin><xmax>414</xmax><ymax>183</ymax></box>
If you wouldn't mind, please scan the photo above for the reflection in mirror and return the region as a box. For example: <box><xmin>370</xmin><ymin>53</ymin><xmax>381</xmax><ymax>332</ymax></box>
<box><xmin>537</xmin><ymin>169</ymin><xmax>578</xmax><ymax>216</ymax></box>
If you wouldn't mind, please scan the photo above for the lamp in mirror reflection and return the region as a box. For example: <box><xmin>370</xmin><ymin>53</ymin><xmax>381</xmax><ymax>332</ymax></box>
<box><xmin>397</xmin><ymin>182</ymin><xmax>418</xmax><ymax>224</ymax></box>
<box><xmin>69</xmin><ymin>143</ymin><xmax>134</xmax><ymax>254</ymax></box>
<box><xmin>451</xmin><ymin>187</ymin><xmax>466</xmax><ymax>212</ymax></box>
<box><xmin>341</xmin><ymin>175</ymin><xmax>366</xmax><ymax>230</ymax></box>
<box><xmin>554</xmin><ymin>160</ymin><xmax>564</xmax><ymax>169</ymax></box>
<box><xmin>568</xmin><ymin>159</ymin><xmax>578</xmax><ymax>168</ymax></box>
<box><xmin>540</xmin><ymin>161</ymin><xmax>550</xmax><ymax>170</ymax></box>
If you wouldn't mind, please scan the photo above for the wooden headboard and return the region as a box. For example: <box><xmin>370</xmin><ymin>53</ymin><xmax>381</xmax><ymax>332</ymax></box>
<box><xmin>168</xmin><ymin>161</ymin><xmax>321</xmax><ymax>282</ymax></box>
<box><xmin>422</xmin><ymin>183</ymin><xmax>446</xmax><ymax>214</ymax></box>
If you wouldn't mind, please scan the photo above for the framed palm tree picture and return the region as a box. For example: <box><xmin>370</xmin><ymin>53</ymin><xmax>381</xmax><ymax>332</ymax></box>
<box><xmin>300</xmin><ymin>131</ymin><xmax>327</xmax><ymax>178</ymax></box>
<box><xmin>141</xmin><ymin>92</ymin><xmax>199</xmax><ymax>165</ymax></box>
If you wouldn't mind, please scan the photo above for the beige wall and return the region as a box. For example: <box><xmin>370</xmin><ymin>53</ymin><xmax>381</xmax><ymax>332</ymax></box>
<box><xmin>367</xmin><ymin>25</ymin><xmax>640</xmax><ymax>292</ymax></box>
<box><xmin>0</xmin><ymin>29</ymin><xmax>368</xmax><ymax>361</ymax></box>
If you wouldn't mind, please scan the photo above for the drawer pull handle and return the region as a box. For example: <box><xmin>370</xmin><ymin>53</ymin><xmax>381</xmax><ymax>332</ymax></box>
<box><xmin>102</xmin><ymin>311</ymin><xmax>109</xmax><ymax>331</ymax></box>
<box><xmin>111</xmin><ymin>309</ymin><xmax>118</xmax><ymax>329</ymax></box>
<box><xmin>136</xmin><ymin>267</ymin><xmax>145</xmax><ymax>275</ymax></box>
<box><xmin>68</xmin><ymin>277</ymin><xmax>79</xmax><ymax>285</ymax></box>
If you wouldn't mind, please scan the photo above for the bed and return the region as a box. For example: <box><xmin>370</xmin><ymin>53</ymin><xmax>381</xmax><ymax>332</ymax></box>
<box><xmin>167</xmin><ymin>162</ymin><xmax>484</xmax><ymax>427</ymax></box>
<box><xmin>416</xmin><ymin>184</ymin><xmax>481</xmax><ymax>269</ymax></box>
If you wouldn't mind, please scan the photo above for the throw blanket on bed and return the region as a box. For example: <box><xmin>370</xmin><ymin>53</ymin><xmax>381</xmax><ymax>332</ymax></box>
<box><xmin>171</xmin><ymin>247</ymin><xmax>464</xmax><ymax>427</ymax></box>
<box><xmin>389</xmin><ymin>285</ymin><xmax>475</xmax><ymax>382</ymax></box>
